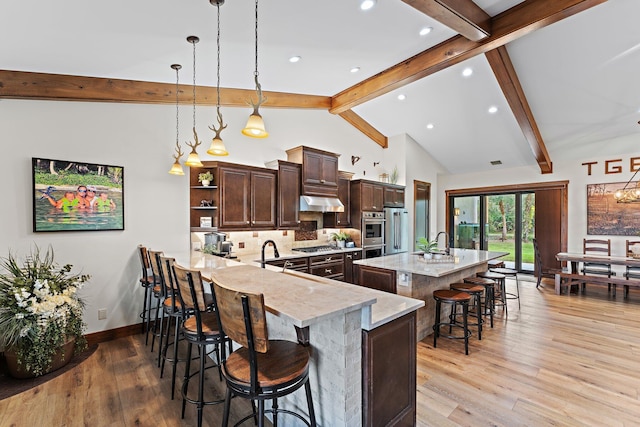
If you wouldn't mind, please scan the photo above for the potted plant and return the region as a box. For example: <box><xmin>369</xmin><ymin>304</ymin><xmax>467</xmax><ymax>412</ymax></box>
<box><xmin>330</xmin><ymin>231</ymin><xmax>351</xmax><ymax>248</ymax></box>
<box><xmin>0</xmin><ymin>245</ymin><xmax>90</xmax><ymax>377</ymax></box>
<box><xmin>417</xmin><ymin>237</ymin><xmax>439</xmax><ymax>259</ymax></box>
<box><xmin>198</xmin><ymin>171</ymin><xmax>213</xmax><ymax>186</ymax></box>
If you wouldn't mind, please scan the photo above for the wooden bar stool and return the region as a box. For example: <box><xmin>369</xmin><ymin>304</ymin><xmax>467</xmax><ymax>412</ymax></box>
<box><xmin>488</xmin><ymin>259</ymin><xmax>505</xmax><ymax>269</ymax></box>
<box><xmin>450</xmin><ymin>283</ymin><xmax>484</xmax><ymax>340</ymax></box>
<box><xmin>432</xmin><ymin>290</ymin><xmax>472</xmax><ymax>355</ymax></box>
<box><xmin>137</xmin><ymin>245</ymin><xmax>156</xmax><ymax>341</ymax></box>
<box><xmin>490</xmin><ymin>267</ymin><xmax>520</xmax><ymax>309</ymax></box>
<box><xmin>463</xmin><ymin>276</ymin><xmax>495</xmax><ymax>328</ymax></box>
<box><xmin>213</xmin><ymin>281</ymin><xmax>317</xmax><ymax>427</ymax></box>
<box><xmin>477</xmin><ymin>271</ymin><xmax>507</xmax><ymax>314</ymax></box>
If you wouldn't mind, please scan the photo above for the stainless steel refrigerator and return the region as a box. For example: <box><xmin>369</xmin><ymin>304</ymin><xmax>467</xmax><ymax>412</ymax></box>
<box><xmin>384</xmin><ymin>207</ymin><xmax>409</xmax><ymax>255</ymax></box>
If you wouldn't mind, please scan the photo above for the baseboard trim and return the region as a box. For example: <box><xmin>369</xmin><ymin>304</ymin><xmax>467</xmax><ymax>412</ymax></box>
<box><xmin>85</xmin><ymin>323</ymin><xmax>143</xmax><ymax>347</ymax></box>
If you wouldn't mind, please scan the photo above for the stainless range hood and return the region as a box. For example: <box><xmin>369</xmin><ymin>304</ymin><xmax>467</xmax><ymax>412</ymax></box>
<box><xmin>299</xmin><ymin>195</ymin><xmax>344</xmax><ymax>213</ymax></box>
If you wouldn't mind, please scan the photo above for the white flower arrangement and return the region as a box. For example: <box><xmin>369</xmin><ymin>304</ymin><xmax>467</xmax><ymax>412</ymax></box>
<box><xmin>0</xmin><ymin>246</ymin><xmax>90</xmax><ymax>376</ymax></box>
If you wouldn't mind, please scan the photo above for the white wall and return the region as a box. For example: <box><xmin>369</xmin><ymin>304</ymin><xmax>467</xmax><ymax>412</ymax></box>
<box><xmin>0</xmin><ymin>99</ymin><xmax>412</xmax><ymax>334</ymax></box>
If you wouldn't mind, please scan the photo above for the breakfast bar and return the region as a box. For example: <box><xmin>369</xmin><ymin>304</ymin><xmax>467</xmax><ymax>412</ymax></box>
<box><xmin>354</xmin><ymin>249</ymin><xmax>508</xmax><ymax>340</ymax></box>
<box><xmin>180</xmin><ymin>251</ymin><xmax>424</xmax><ymax>427</ymax></box>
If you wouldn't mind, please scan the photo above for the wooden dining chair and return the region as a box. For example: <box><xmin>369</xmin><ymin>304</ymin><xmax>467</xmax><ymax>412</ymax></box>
<box><xmin>581</xmin><ymin>238</ymin><xmax>615</xmax><ymax>294</ymax></box>
<box><xmin>624</xmin><ymin>240</ymin><xmax>640</xmax><ymax>298</ymax></box>
<box><xmin>533</xmin><ymin>238</ymin><xmax>563</xmax><ymax>289</ymax></box>
<box><xmin>213</xmin><ymin>281</ymin><xmax>316</xmax><ymax>427</ymax></box>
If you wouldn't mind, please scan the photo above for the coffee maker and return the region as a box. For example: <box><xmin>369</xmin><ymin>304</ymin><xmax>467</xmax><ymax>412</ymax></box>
<box><xmin>204</xmin><ymin>232</ymin><xmax>234</xmax><ymax>257</ymax></box>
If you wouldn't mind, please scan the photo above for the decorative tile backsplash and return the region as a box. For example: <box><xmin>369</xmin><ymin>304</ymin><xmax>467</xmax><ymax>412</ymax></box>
<box><xmin>295</xmin><ymin>221</ymin><xmax>318</xmax><ymax>241</ymax></box>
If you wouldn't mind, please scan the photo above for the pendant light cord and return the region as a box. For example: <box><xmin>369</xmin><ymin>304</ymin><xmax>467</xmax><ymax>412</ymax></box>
<box><xmin>254</xmin><ymin>0</ymin><xmax>259</xmax><ymax>79</ymax></box>
<box><xmin>192</xmin><ymin>39</ymin><xmax>197</xmax><ymax>128</ymax></box>
<box><xmin>175</xmin><ymin>67</ymin><xmax>180</xmax><ymax>144</ymax></box>
<box><xmin>216</xmin><ymin>2</ymin><xmax>222</xmax><ymax>118</ymax></box>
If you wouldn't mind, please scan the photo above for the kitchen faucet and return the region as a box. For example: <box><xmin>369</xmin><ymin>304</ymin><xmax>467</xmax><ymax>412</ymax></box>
<box><xmin>261</xmin><ymin>240</ymin><xmax>280</xmax><ymax>268</ymax></box>
<box><xmin>436</xmin><ymin>231</ymin><xmax>450</xmax><ymax>255</ymax></box>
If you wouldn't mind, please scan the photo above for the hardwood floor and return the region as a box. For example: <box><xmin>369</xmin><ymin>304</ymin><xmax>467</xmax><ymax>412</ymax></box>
<box><xmin>1</xmin><ymin>276</ymin><xmax>640</xmax><ymax>426</ymax></box>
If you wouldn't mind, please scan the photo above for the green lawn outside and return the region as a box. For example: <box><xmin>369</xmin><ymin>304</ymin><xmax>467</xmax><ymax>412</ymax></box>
<box><xmin>487</xmin><ymin>241</ymin><xmax>534</xmax><ymax>263</ymax></box>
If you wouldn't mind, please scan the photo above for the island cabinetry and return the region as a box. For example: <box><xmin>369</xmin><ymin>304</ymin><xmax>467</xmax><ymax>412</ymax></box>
<box><xmin>189</xmin><ymin>166</ymin><xmax>218</xmax><ymax>231</ymax></box>
<box><xmin>216</xmin><ymin>163</ymin><xmax>276</xmax><ymax>230</ymax></box>
<box><xmin>286</xmin><ymin>145</ymin><xmax>339</xmax><ymax>197</ymax></box>
<box><xmin>344</xmin><ymin>249</ymin><xmax>362</xmax><ymax>284</ymax></box>
<box><xmin>276</xmin><ymin>161</ymin><xmax>301</xmax><ymax>229</ymax></box>
<box><xmin>362</xmin><ymin>311</ymin><xmax>417</xmax><ymax>427</ymax></box>
<box><xmin>324</xmin><ymin>171</ymin><xmax>354</xmax><ymax>228</ymax></box>
<box><xmin>357</xmin><ymin>265</ymin><xmax>397</xmax><ymax>294</ymax></box>
<box><xmin>309</xmin><ymin>253</ymin><xmax>344</xmax><ymax>281</ymax></box>
<box><xmin>383</xmin><ymin>185</ymin><xmax>405</xmax><ymax>208</ymax></box>
<box><xmin>266</xmin><ymin>257</ymin><xmax>308</xmax><ymax>273</ymax></box>
<box><xmin>351</xmin><ymin>180</ymin><xmax>384</xmax><ymax>220</ymax></box>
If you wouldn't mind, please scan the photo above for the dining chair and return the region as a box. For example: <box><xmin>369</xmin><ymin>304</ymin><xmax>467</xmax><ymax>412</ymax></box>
<box><xmin>582</xmin><ymin>238</ymin><xmax>615</xmax><ymax>294</ymax></box>
<box><xmin>533</xmin><ymin>238</ymin><xmax>563</xmax><ymax>289</ymax></box>
<box><xmin>213</xmin><ymin>281</ymin><xmax>317</xmax><ymax>427</ymax></box>
<box><xmin>624</xmin><ymin>240</ymin><xmax>640</xmax><ymax>298</ymax></box>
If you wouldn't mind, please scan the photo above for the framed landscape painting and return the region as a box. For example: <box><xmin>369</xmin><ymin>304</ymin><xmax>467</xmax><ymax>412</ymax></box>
<box><xmin>32</xmin><ymin>157</ymin><xmax>124</xmax><ymax>232</ymax></box>
<box><xmin>586</xmin><ymin>182</ymin><xmax>640</xmax><ymax>236</ymax></box>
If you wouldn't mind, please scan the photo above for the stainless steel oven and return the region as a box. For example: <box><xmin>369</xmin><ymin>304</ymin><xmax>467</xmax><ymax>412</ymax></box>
<box><xmin>362</xmin><ymin>212</ymin><xmax>385</xmax><ymax>258</ymax></box>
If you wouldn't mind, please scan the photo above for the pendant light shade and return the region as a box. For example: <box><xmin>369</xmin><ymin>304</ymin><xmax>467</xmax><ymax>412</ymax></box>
<box><xmin>184</xmin><ymin>35</ymin><xmax>203</xmax><ymax>167</ymax></box>
<box><xmin>242</xmin><ymin>0</ymin><xmax>268</xmax><ymax>138</ymax></box>
<box><xmin>169</xmin><ymin>63</ymin><xmax>185</xmax><ymax>176</ymax></box>
<box><xmin>207</xmin><ymin>0</ymin><xmax>229</xmax><ymax>156</ymax></box>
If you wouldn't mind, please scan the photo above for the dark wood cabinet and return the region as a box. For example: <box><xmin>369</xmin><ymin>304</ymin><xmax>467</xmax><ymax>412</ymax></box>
<box><xmin>266</xmin><ymin>257</ymin><xmax>308</xmax><ymax>273</ymax></box>
<box><xmin>362</xmin><ymin>311</ymin><xmax>417</xmax><ymax>427</ymax></box>
<box><xmin>309</xmin><ymin>253</ymin><xmax>344</xmax><ymax>281</ymax></box>
<box><xmin>324</xmin><ymin>171</ymin><xmax>354</xmax><ymax>228</ymax></box>
<box><xmin>351</xmin><ymin>180</ymin><xmax>384</xmax><ymax>222</ymax></box>
<box><xmin>189</xmin><ymin>166</ymin><xmax>218</xmax><ymax>231</ymax></box>
<box><xmin>212</xmin><ymin>163</ymin><xmax>276</xmax><ymax>231</ymax></box>
<box><xmin>344</xmin><ymin>249</ymin><xmax>362</xmax><ymax>284</ymax></box>
<box><xmin>384</xmin><ymin>185</ymin><xmax>405</xmax><ymax>208</ymax></box>
<box><xmin>276</xmin><ymin>161</ymin><xmax>301</xmax><ymax>229</ymax></box>
<box><xmin>357</xmin><ymin>265</ymin><xmax>397</xmax><ymax>293</ymax></box>
<box><xmin>286</xmin><ymin>146</ymin><xmax>339</xmax><ymax>197</ymax></box>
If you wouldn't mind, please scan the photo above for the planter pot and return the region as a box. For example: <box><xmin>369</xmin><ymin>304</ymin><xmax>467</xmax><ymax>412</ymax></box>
<box><xmin>423</xmin><ymin>253</ymin><xmax>433</xmax><ymax>260</ymax></box>
<box><xmin>4</xmin><ymin>337</ymin><xmax>76</xmax><ymax>378</ymax></box>
<box><xmin>201</xmin><ymin>180</ymin><xmax>210</xmax><ymax>186</ymax></box>
<box><xmin>337</xmin><ymin>240</ymin><xmax>346</xmax><ymax>248</ymax></box>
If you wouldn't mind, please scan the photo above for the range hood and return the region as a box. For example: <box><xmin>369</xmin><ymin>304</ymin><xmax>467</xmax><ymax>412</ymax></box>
<box><xmin>300</xmin><ymin>195</ymin><xmax>344</xmax><ymax>213</ymax></box>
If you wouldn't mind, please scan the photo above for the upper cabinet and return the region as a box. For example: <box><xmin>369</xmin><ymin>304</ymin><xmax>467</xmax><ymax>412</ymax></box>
<box><xmin>276</xmin><ymin>161</ymin><xmax>301</xmax><ymax>229</ymax></box>
<box><xmin>194</xmin><ymin>162</ymin><xmax>276</xmax><ymax>231</ymax></box>
<box><xmin>286</xmin><ymin>146</ymin><xmax>339</xmax><ymax>197</ymax></box>
<box><xmin>324</xmin><ymin>171</ymin><xmax>354</xmax><ymax>228</ymax></box>
<box><xmin>351</xmin><ymin>180</ymin><xmax>385</xmax><ymax>216</ymax></box>
<box><xmin>384</xmin><ymin>185</ymin><xmax>405</xmax><ymax>208</ymax></box>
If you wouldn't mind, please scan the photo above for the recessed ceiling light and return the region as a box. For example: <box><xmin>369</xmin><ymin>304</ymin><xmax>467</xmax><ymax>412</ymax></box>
<box><xmin>289</xmin><ymin>56</ymin><xmax>301</xmax><ymax>63</ymax></box>
<box><xmin>419</xmin><ymin>27</ymin><xmax>433</xmax><ymax>36</ymax></box>
<box><xmin>488</xmin><ymin>106</ymin><xmax>498</xmax><ymax>114</ymax></box>
<box><xmin>360</xmin><ymin>0</ymin><xmax>376</xmax><ymax>11</ymax></box>
<box><xmin>462</xmin><ymin>67</ymin><xmax>473</xmax><ymax>77</ymax></box>
<box><xmin>350</xmin><ymin>67</ymin><xmax>360</xmax><ymax>73</ymax></box>
<box><xmin>426</xmin><ymin>123</ymin><xmax>434</xmax><ymax>129</ymax></box>
<box><xmin>397</xmin><ymin>94</ymin><xmax>406</xmax><ymax>101</ymax></box>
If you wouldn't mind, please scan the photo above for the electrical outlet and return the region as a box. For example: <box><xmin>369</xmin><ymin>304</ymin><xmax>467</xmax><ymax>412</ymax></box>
<box><xmin>98</xmin><ymin>308</ymin><xmax>107</xmax><ymax>320</ymax></box>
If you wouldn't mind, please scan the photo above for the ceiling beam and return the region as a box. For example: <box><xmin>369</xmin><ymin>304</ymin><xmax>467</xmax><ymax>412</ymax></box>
<box><xmin>338</xmin><ymin>110</ymin><xmax>388</xmax><ymax>148</ymax></box>
<box><xmin>0</xmin><ymin>70</ymin><xmax>331</xmax><ymax>109</ymax></box>
<box><xmin>330</xmin><ymin>0</ymin><xmax>607</xmax><ymax>114</ymax></box>
<box><xmin>486</xmin><ymin>46</ymin><xmax>552</xmax><ymax>174</ymax></box>
<box><xmin>401</xmin><ymin>0</ymin><xmax>491</xmax><ymax>41</ymax></box>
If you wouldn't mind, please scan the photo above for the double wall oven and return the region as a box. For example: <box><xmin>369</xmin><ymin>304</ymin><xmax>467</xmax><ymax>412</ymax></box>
<box><xmin>361</xmin><ymin>211</ymin><xmax>385</xmax><ymax>258</ymax></box>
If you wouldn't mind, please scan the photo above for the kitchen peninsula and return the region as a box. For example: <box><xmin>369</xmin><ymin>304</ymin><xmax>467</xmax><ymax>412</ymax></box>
<box><xmin>180</xmin><ymin>251</ymin><xmax>424</xmax><ymax>427</ymax></box>
<box><xmin>354</xmin><ymin>249</ymin><xmax>507</xmax><ymax>340</ymax></box>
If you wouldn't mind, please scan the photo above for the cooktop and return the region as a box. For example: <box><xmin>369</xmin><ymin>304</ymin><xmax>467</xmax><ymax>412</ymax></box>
<box><xmin>292</xmin><ymin>245</ymin><xmax>337</xmax><ymax>253</ymax></box>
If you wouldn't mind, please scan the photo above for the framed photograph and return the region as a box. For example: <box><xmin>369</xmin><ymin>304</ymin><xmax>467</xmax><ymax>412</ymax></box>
<box><xmin>32</xmin><ymin>157</ymin><xmax>124</xmax><ymax>232</ymax></box>
<box><xmin>200</xmin><ymin>217</ymin><xmax>212</xmax><ymax>228</ymax></box>
<box><xmin>587</xmin><ymin>182</ymin><xmax>640</xmax><ymax>236</ymax></box>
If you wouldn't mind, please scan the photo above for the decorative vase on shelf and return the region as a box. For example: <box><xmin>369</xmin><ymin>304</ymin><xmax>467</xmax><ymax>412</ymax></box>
<box><xmin>201</xmin><ymin>180</ymin><xmax>210</xmax><ymax>186</ymax></box>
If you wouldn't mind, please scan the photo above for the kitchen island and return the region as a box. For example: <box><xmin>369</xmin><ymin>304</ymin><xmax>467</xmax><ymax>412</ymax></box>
<box><xmin>179</xmin><ymin>251</ymin><xmax>424</xmax><ymax>427</ymax></box>
<box><xmin>354</xmin><ymin>249</ymin><xmax>507</xmax><ymax>341</ymax></box>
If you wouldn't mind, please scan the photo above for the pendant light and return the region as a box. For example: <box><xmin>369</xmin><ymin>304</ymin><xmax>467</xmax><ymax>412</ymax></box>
<box><xmin>168</xmin><ymin>63</ymin><xmax>185</xmax><ymax>175</ymax></box>
<box><xmin>207</xmin><ymin>0</ymin><xmax>229</xmax><ymax>156</ymax></box>
<box><xmin>184</xmin><ymin>35</ymin><xmax>204</xmax><ymax>167</ymax></box>
<box><xmin>241</xmin><ymin>0</ymin><xmax>268</xmax><ymax>138</ymax></box>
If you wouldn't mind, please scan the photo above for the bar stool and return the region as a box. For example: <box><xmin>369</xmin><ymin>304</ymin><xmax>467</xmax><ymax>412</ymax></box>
<box><xmin>463</xmin><ymin>276</ymin><xmax>495</xmax><ymax>328</ymax></box>
<box><xmin>213</xmin><ymin>281</ymin><xmax>317</xmax><ymax>427</ymax></box>
<box><xmin>488</xmin><ymin>259</ymin><xmax>505</xmax><ymax>269</ymax></box>
<box><xmin>450</xmin><ymin>283</ymin><xmax>484</xmax><ymax>340</ymax></box>
<box><xmin>477</xmin><ymin>271</ymin><xmax>507</xmax><ymax>314</ymax></box>
<box><xmin>490</xmin><ymin>267</ymin><xmax>520</xmax><ymax>309</ymax></box>
<box><xmin>432</xmin><ymin>290</ymin><xmax>472</xmax><ymax>355</ymax></box>
<box><xmin>137</xmin><ymin>245</ymin><xmax>155</xmax><ymax>340</ymax></box>
<box><xmin>148</xmin><ymin>250</ymin><xmax>165</xmax><ymax>353</ymax></box>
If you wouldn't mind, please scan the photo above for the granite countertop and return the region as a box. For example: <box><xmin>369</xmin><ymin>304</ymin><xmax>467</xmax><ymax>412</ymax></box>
<box><xmin>354</xmin><ymin>249</ymin><xmax>508</xmax><ymax>277</ymax></box>
<box><xmin>179</xmin><ymin>251</ymin><xmax>422</xmax><ymax>331</ymax></box>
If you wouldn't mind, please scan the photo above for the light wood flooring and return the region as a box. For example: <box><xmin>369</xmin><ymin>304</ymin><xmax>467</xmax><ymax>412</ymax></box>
<box><xmin>1</xmin><ymin>277</ymin><xmax>640</xmax><ymax>426</ymax></box>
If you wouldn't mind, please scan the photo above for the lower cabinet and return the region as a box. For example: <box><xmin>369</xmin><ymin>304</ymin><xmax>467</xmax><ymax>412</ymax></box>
<box><xmin>344</xmin><ymin>250</ymin><xmax>362</xmax><ymax>284</ymax></box>
<box><xmin>266</xmin><ymin>257</ymin><xmax>308</xmax><ymax>273</ymax></box>
<box><xmin>357</xmin><ymin>265</ymin><xmax>397</xmax><ymax>293</ymax></box>
<box><xmin>309</xmin><ymin>254</ymin><xmax>344</xmax><ymax>281</ymax></box>
<box><xmin>362</xmin><ymin>311</ymin><xmax>417</xmax><ymax>427</ymax></box>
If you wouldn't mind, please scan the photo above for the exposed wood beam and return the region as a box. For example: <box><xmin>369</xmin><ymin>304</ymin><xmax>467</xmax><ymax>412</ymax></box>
<box><xmin>486</xmin><ymin>46</ymin><xmax>552</xmax><ymax>174</ymax></box>
<box><xmin>331</xmin><ymin>0</ymin><xmax>607</xmax><ymax>114</ymax></box>
<box><xmin>338</xmin><ymin>110</ymin><xmax>388</xmax><ymax>148</ymax></box>
<box><xmin>0</xmin><ymin>70</ymin><xmax>331</xmax><ymax>109</ymax></box>
<box><xmin>401</xmin><ymin>0</ymin><xmax>491</xmax><ymax>41</ymax></box>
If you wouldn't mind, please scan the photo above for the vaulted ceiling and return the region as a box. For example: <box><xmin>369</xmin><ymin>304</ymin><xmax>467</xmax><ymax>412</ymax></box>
<box><xmin>1</xmin><ymin>0</ymin><xmax>638</xmax><ymax>175</ymax></box>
